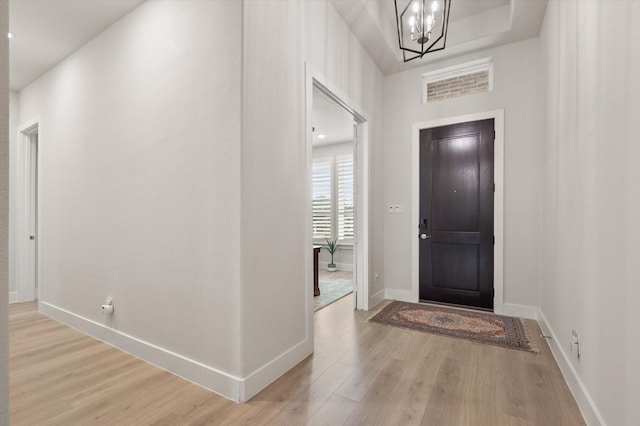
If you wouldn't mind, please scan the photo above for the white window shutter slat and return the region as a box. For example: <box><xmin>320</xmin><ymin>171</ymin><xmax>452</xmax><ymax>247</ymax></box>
<box><xmin>312</xmin><ymin>159</ymin><xmax>332</xmax><ymax>239</ymax></box>
<box><xmin>337</xmin><ymin>155</ymin><xmax>354</xmax><ymax>240</ymax></box>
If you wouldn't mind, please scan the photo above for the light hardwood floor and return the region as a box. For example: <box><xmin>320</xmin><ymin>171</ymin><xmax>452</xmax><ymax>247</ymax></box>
<box><xmin>10</xmin><ymin>298</ymin><xmax>584</xmax><ymax>425</ymax></box>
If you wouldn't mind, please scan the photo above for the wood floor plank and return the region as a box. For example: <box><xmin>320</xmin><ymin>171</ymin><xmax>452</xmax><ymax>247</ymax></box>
<box><xmin>305</xmin><ymin>394</ymin><xmax>357</xmax><ymax>426</ymax></box>
<box><xmin>248</xmin><ymin>360</ymin><xmax>355</xmax><ymax>425</ymax></box>
<box><xmin>341</xmin><ymin>357</ymin><xmax>407</xmax><ymax>425</ymax></box>
<box><xmin>378</xmin><ymin>334</ymin><xmax>447</xmax><ymax>425</ymax></box>
<box><xmin>420</xmin><ymin>340</ymin><xmax>473</xmax><ymax>426</ymax></box>
<box><xmin>9</xmin><ymin>297</ymin><xmax>585</xmax><ymax>425</ymax></box>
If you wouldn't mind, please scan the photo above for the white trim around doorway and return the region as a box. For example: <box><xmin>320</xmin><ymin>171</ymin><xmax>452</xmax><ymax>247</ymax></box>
<box><xmin>304</xmin><ymin>63</ymin><xmax>371</xmax><ymax>329</ymax></box>
<box><xmin>410</xmin><ymin>110</ymin><xmax>506</xmax><ymax>315</ymax></box>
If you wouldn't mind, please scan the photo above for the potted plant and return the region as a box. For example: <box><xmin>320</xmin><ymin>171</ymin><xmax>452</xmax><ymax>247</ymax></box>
<box><xmin>325</xmin><ymin>238</ymin><xmax>340</xmax><ymax>272</ymax></box>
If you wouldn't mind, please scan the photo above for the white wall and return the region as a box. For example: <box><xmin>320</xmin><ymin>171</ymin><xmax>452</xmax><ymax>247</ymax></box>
<box><xmin>18</xmin><ymin>0</ymin><xmax>244</xmax><ymax>397</ymax></box>
<box><xmin>14</xmin><ymin>0</ymin><xmax>384</xmax><ymax>403</ymax></box>
<box><xmin>539</xmin><ymin>1</ymin><xmax>640</xmax><ymax>424</ymax></box>
<box><xmin>383</xmin><ymin>38</ymin><xmax>543</xmax><ymax>309</ymax></box>
<box><xmin>0</xmin><ymin>0</ymin><xmax>9</xmax><ymax>421</ymax></box>
<box><xmin>8</xmin><ymin>90</ymin><xmax>17</xmax><ymax>302</ymax></box>
<box><xmin>304</xmin><ymin>1</ymin><xmax>386</xmax><ymax>303</ymax></box>
<box><xmin>241</xmin><ymin>0</ymin><xmax>385</xmax><ymax>397</ymax></box>
<box><xmin>241</xmin><ymin>0</ymin><xmax>308</xmax><ymax>393</ymax></box>
<box><xmin>313</xmin><ymin>141</ymin><xmax>354</xmax><ymax>270</ymax></box>
<box><xmin>312</xmin><ymin>141</ymin><xmax>352</xmax><ymax>159</ymax></box>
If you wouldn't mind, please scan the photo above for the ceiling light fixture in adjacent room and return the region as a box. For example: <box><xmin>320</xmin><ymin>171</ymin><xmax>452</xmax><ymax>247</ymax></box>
<box><xmin>394</xmin><ymin>0</ymin><xmax>451</xmax><ymax>62</ymax></box>
<box><xmin>7</xmin><ymin>32</ymin><xmax>14</xmax><ymax>39</ymax></box>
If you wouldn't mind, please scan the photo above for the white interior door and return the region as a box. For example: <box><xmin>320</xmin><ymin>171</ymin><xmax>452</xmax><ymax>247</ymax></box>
<box><xmin>28</xmin><ymin>134</ymin><xmax>38</xmax><ymax>296</ymax></box>
<box><xmin>17</xmin><ymin>126</ymin><xmax>38</xmax><ymax>302</ymax></box>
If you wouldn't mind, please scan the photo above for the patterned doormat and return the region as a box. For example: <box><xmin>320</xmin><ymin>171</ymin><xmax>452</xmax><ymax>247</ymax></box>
<box><xmin>369</xmin><ymin>301</ymin><xmax>537</xmax><ymax>352</ymax></box>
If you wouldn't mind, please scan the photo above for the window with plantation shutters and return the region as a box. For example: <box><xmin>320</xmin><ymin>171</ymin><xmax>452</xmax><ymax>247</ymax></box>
<box><xmin>312</xmin><ymin>153</ymin><xmax>354</xmax><ymax>243</ymax></box>
<box><xmin>312</xmin><ymin>159</ymin><xmax>332</xmax><ymax>239</ymax></box>
<box><xmin>337</xmin><ymin>155</ymin><xmax>354</xmax><ymax>240</ymax></box>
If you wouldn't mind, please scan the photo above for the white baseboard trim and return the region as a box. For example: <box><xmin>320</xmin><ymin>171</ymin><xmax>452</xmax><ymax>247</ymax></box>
<box><xmin>320</xmin><ymin>262</ymin><xmax>353</xmax><ymax>272</ymax></box>
<box><xmin>538</xmin><ymin>309</ymin><xmax>605</xmax><ymax>426</ymax></box>
<box><xmin>240</xmin><ymin>338</ymin><xmax>313</xmax><ymax>402</ymax></box>
<box><xmin>384</xmin><ymin>288</ymin><xmax>416</xmax><ymax>303</ymax></box>
<box><xmin>369</xmin><ymin>289</ymin><xmax>386</xmax><ymax>310</ymax></box>
<box><xmin>499</xmin><ymin>303</ymin><xmax>538</xmax><ymax>320</ymax></box>
<box><xmin>39</xmin><ymin>301</ymin><xmax>243</xmax><ymax>402</ymax></box>
<box><xmin>9</xmin><ymin>292</ymin><xmax>18</xmax><ymax>303</ymax></box>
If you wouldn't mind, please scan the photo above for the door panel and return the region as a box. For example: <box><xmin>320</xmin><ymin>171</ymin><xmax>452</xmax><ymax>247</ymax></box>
<box><xmin>431</xmin><ymin>136</ymin><xmax>479</xmax><ymax>232</ymax></box>
<box><xmin>419</xmin><ymin>119</ymin><xmax>494</xmax><ymax>309</ymax></box>
<box><xmin>431</xmin><ymin>243</ymin><xmax>479</xmax><ymax>291</ymax></box>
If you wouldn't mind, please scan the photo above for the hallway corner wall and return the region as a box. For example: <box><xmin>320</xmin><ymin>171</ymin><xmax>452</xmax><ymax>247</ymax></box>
<box><xmin>538</xmin><ymin>1</ymin><xmax>640</xmax><ymax>424</ymax></box>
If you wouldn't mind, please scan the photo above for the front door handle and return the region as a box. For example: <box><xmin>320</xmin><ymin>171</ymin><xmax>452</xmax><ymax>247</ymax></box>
<box><xmin>420</xmin><ymin>234</ymin><xmax>431</xmax><ymax>240</ymax></box>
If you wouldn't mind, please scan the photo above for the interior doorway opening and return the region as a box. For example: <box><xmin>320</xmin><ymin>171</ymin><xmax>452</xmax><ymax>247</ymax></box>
<box><xmin>311</xmin><ymin>86</ymin><xmax>357</xmax><ymax>312</ymax></box>
<box><xmin>305</xmin><ymin>66</ymin><xmax>370</xmax><ymax>333</ymax></box>
<box><xmin>16</xmin><ymin>122</ymin><xmax>39</xmax><ymax>302</ymax></box>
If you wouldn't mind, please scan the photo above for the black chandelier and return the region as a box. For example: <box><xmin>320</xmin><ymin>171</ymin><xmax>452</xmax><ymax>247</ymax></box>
<box><xmin>394</xmin><ymin>0</ymin><xmax>451</xmax><ymax>62</ymax></box>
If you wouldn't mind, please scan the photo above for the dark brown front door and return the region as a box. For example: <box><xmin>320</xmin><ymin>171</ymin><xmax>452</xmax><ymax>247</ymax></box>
<box><xmin>419</xmin><ymin>119</ymin><xmax>494</xmax><ymax>309</ymax></box>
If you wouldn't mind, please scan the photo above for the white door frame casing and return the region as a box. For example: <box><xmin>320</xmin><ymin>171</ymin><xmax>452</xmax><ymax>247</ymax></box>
<box><xmin>304</xmin><ymin>63</ymin><xmax>371</xmax><ymax>330</ymax></box>
<box><xmin>15</xmin><ymin>118</ymin><xmax>41</xmax><ymax>302</ymax></box>
<box><xmin>411</xmin><ymin>110</ymin><xmax>505</xmax><ymax>314</ymax></box>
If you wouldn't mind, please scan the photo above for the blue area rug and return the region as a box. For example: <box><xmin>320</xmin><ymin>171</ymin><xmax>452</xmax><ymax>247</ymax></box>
<box><xmin>314</xmin><ymin>276</ymin><xmax>353</xmax><ymax>311</ymax></box>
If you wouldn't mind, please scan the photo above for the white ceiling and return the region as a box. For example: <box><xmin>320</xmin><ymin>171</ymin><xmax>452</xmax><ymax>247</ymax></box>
<box><xmin>312</xmin><ymin>87</ymin><xmax>355</xmax><ymax>147</ymax></box>
<box><xmin>447</xmin><ymin>0</ymin><xmax>510</xmax><ymax>21</ymax></box>
<box><xmin>9</xmin><ymin>0</ymin><xmax>145</xmax><ymax>91</ymax></box>
<box><xmin>7</xmin><ymin>0</ymin><xmax>547</xmax><ymax>90</ymax></box>
<box><xmin>330</xmin><ymin>0</ymin><xmax>548</xmax><ymax>75</ymax></box>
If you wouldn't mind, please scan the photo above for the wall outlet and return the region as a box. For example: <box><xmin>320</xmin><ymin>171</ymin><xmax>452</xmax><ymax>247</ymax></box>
<box><xmin>570</xmin><ymin>329</ymin><xmax>580</xmax><ymax>359</ymax></box>
<box><xmin>102</xmin><ymin>296</ymin><xmax>114</xmax><ymax>315</ymax></box>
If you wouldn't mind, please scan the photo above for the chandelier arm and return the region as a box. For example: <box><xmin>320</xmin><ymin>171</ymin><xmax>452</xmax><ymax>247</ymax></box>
<box><xmin>439</xmin><ymin>0</ymin><xmax>452</xmax><ymax>53</ymax></box>
<box><xmin>424</xmin><ymin>33</ymin><xmax>445</xmax><ymax>53</ymax></box>
<box><xmin>394</xmin><ymin>0</ymin><xmax>403</xmax><ymax>50</ymax></box>
<box><xmin>395</xmin><ymin>0</ymin><xmax>451</xmax><ymax>62</ymax></box>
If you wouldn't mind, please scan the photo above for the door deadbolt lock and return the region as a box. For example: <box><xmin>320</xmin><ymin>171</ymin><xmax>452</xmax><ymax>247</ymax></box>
<box><xmin>29</xmin><ymin>236</ymin><xmax>35</xmax><ymax>240</ymax></box>
<box><xmin>420</xmin><ymin>234</ymin><xmax>431</xmax><ymax>240</ymax></box>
